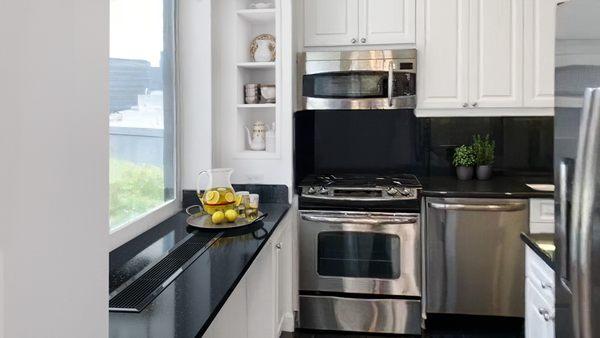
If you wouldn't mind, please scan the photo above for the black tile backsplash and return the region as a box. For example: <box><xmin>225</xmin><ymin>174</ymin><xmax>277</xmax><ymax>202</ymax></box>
<box><xmin>424</xmin><ymin>117</ymin><xmax>553</xmax><ymax>176</ymax></box>
<box><xmin>294</xmin><ymin>111</ymin><xmax>553</xmax><ymax>182</ymax></box>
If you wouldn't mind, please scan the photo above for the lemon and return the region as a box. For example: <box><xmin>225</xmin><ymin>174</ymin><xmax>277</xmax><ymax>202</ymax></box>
<box><xmin>205</xmin><ymin>190</ymin><xmax>220</xmax><ymax>204</ymax></box>
<box><xmin>224</xmin><ymin>192</ymin><xmax>235</xmax><ymax>203</ymax></box>
<box><xmin>212</xmin><ymin>211</ymin><xmax>225</xmax><ymax>224</ymax></box>
<box><xmin>225</xmin><ymin>209</ymin><xmax>238</xmax><ymax>222</ymax></box>
<box><xmin>235</xmin><ymin>194</ymin><xmax>243</xmax><ymax>206</ymax></box>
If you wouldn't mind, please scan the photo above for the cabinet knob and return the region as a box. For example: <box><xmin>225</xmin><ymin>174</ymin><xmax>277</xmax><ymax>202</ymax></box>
<box><xmin>538</xmin><ymin>308</ymin><xmax>553</xmax><ymax>321</ymax></box>
<box><xmin>360</xmin><ymin>38</ymin><xmax>366</xmax><ymax>43</ymax></box>
<box><xmin>472</xmin><ymin>102</ymin><xmax>478</xmax><ymax>107</ymax></box>
<box><xmin>351</xmin><ymin>38</ymin><xmax>357</xmax><ymax>44</ymax></box>
<box><xmin>540</xmin><ymin>281</ymin><xmax>552</xmax><ymax>290</ymax></box>
<box><xmin>462</xmin><ymin>103</ymin><xmax>469</xmax><ymax>108</ymax></box>
<box><xmin>276</xmin><ymin>243</ymin><xmax>282</xmax><ymax>250</ymax></box>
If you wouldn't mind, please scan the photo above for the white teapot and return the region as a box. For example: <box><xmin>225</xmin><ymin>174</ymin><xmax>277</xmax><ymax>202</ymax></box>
<box><xmin>245</xmin><ymin>121</ymin><xmax>268</xmax><ymax>151</ymax></box>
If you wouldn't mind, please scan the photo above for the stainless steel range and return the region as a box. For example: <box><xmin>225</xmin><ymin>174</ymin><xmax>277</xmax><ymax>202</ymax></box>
<box><xmin>297</xmin><ymin>174</ymin><xmax>422</xmax><ymax>335</ymax></box>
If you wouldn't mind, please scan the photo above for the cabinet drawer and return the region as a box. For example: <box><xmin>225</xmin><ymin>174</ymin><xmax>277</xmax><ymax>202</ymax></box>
<box><xmin>525</xmin><ymin>278</ymin><xmax>555</xmax><ymax>338</ymax></box>
<box><xmin>530</xmin><ymin>198</ymin><xmax>554</xmax><ymax>224</ymax></box>
<box><xmin>525</xmin><ymin>247</ymin><xmax>555</xmax><ymax>304</ymax></box>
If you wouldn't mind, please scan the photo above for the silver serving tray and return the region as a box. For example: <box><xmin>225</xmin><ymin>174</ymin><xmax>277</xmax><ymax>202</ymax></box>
<box><xmin>185</xmin><ymin>205</ymin><xmax>266</xmax><ymax>230</ymax></box>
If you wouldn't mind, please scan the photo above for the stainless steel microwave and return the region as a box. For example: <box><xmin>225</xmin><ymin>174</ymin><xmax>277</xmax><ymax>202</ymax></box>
<box><xmin>298</xmin><ymin>49</ymin><xmax>416</xmax><ymax>110</ymax></box>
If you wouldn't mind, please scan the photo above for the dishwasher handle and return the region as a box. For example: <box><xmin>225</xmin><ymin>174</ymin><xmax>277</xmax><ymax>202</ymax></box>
<box><xmin>428</xmin><ymin>202</ymin><xmax>527</xmax><ymax>212</ymax></box>
<box><xmin>301</xmin><ymin>214</ymin><xmax>418</xmax><ymax>225</ymax></box>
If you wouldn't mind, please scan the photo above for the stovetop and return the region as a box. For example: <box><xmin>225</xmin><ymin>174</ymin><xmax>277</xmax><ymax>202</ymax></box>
<box><xmin>298</xmin><ymin>173</ymin><xmax>422</xmax><ymax>212</ymax></box>
<box><xmin>299</xmin><ymin>173</ymin><xmax>422</xmax><ymax>188</ymax></box>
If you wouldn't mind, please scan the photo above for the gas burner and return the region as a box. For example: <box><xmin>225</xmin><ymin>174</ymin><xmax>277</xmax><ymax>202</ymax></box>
<box><xmin>298</xmin><ymin>173</ymin><xmax>422</xmax><ymax>211</ymax></box>
<box><xmin>301</xmin><ymin>173</ymin><xmax>421</xmax><ymax>189</ymax></box>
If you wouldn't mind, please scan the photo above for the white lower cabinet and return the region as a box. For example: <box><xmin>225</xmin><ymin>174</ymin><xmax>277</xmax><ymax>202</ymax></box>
<box><xmin>525</xmin><ymin>247</ymin><xmax>555</xmax><ymax>338</ymax></box>
<box><xmin>205</xmin><ymin>210</ymin><xmax>295</xmax><ymax>338</ymax></box>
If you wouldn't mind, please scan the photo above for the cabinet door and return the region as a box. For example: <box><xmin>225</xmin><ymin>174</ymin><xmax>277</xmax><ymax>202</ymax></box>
<box><xmin>304</xmin><ymin>0</ymin><xmax>359</xmax><ymax>46</ymax></box>
<box><xmin>469</xmin><ymin>0</ymin><xmax>524</xmax><ymax>108</ymax></box>
<box><xmin>275</xmin><ymin>220</ymin><xmax>294</xmax><ymax>333</ymax></box>
<box><xmin>416</xmin><ymin>0</ymin><xmax>470</xmax><ymax>109</ymax></box>
<box><xmin>360</xmin><ymin>0</ymin><xmax>415</xmax><ymax>45</ymax></box>
<box><xmin>525</xmin><ymin>278</ymin><xmax>555</xmax><ymax>338</ymax></box>
<box><xmin>523</xmin><ymin>0</ymin><xmax>556</xmax><ymax>107</ymax></box>
<box><xmin>203</xmin><ymin>278</ymin><xmax>248</xmax><ymax>338</ymax></box>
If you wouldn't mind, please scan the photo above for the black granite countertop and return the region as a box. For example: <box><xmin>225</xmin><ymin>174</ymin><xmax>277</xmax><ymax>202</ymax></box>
<box><xmin>109</xmin><ymin>202</ymin><xmax>290</xmax><ymax>338</ymax></box>
<box><xmin>521</xmin><ymin>232</ymin><xmax>555</xmax><ymax>269</ymax></box>
<box><xmin>419</xmin><ymin>175</ymin><xmax>554</xmax><ymax>198</ymax></box>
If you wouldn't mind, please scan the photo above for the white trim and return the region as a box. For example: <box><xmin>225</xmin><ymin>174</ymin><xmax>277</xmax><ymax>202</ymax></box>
<box><xmin>414</xmin><ymin>107</ymin><xmax>554</xmax><ymax>117</ymax></box>
<box><xmin>110</xmin><ymin>200</ymin><xmax>180</xmax><ymax>250</ymax></box>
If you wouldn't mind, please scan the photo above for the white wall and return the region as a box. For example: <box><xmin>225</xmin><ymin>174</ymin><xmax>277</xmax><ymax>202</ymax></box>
<box><xmin>180</xmin><ymin>0</ymin><xmax>214</xmax><ymax>190</ymax></box>
<box><xmin>0</xmin><ymin>0</ymin><xmax>109</xmax><ymax>337</ymax></box>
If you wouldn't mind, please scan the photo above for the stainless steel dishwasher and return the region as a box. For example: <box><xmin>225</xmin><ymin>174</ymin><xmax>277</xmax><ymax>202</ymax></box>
<box><xmin>425</xmin><ymin>197</ymin><xmax>528</xmax><ymax>318</ymax></box>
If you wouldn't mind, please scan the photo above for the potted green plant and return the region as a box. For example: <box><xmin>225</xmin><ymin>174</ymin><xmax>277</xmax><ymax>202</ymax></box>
<box><xmin>453</xmin><ymin>145</ymin><xmax>476</xmax><ymax>180</ymax></box>
<box><xmin>472</xmin><ymin>134</ymin><xmax>495</xmax><ymax>180</ymax></box>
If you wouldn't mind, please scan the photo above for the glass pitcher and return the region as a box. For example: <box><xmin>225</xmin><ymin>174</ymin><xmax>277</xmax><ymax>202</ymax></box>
<box><xmin>196</xmin><ymin>168</ymin><xmax>236</xmax><ymax>214</ymax></box>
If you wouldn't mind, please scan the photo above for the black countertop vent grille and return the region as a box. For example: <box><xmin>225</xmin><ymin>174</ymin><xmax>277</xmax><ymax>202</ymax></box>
<box><xmin>109</xmin><ymin>232</ymin><xmax>221</xmax><ymax>313</ymax></box>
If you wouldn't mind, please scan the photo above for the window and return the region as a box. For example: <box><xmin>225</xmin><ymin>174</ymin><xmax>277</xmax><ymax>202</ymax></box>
<box><xmin>109</xmin><ymin>0</ymin><xmax>177</xmax><ymax>233</ymax></box>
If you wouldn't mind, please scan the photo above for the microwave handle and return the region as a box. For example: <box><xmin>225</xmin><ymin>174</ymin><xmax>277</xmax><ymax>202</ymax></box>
<box><xmin>388</xmin><ymin>62</ymin><xmax>395</xmax><ymax>107</ymax></box>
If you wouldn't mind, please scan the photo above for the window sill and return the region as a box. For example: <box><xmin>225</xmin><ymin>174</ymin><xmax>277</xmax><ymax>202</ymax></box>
<box><xmin>110</xmin><ymin>199</ymin><xmax>181</xmax><ymax>251</ymax></box>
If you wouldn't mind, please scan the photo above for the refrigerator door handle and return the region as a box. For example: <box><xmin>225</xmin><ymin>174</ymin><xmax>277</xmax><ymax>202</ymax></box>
<box><xmin>571</xmin><ymin>87</ymin><xmax>600</xmax><ymax>338</ymax></box>
<box><xmin>558</xmin><ymin>159</ymin><xmax>572</xmax><ymax>285</ymax></box>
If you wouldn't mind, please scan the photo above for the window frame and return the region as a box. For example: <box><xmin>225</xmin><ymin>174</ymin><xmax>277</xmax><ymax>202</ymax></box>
<box><xmin>109</xmin><ymin>0</ymin><xmax>181</xmax><ymax>251</ymax></box>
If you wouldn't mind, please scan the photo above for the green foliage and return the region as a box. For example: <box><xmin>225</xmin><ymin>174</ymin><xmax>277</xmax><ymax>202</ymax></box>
<box><xmin>472</xmin><ymin>134</ymin><xmax>495</xmax><ymax>166</ymax></box>
<box><xmin>110</xmin><ymin>159</ymin><xmax>165</xmax><ymax>228</ymax></box>
<box><xmin>453</xmin><ymin>145</ymin><xmax>476</xmax><ymax>167</ymax></box>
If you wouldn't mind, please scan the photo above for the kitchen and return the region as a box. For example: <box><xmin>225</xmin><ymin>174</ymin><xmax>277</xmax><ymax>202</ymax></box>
<box><xmin>2</xmin><ymin>0</ymin><xmax>600</xmax><ymax>338</ymax></box>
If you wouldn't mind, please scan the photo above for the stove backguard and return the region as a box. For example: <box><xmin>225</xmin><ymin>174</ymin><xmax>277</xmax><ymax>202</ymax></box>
<box><xmin>294</xmin><ymin>109</ymin><xmax>428</xmax><ymax>184</ymax></box>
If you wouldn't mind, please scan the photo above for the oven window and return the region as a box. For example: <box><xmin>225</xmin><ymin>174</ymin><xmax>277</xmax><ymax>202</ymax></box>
<box><xmin>317</xmin><ymin>231</ymin><xmax>401</xmax><ymax>279</ymax></box>
<box><xmin>303</xmin><ymin>71</ymin><xmax>415</xmax><ymax>99</ymax></box>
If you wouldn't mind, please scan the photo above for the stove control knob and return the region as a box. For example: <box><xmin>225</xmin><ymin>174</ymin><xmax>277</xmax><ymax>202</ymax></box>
<box><xmin>400</xmin><ymin>188</ymin><xmax>411</xmax><ymax>196</ymax></box>
<box><xmin>318</xmin><ymin>186</ymin><xmax>328</xmax><ymax>194</ymax></box>
<box><xmin>387</xmin><ymin>187</ymin><xmax>399</xmax><ymax>196</ymax></box>
<box><xmin>307</xmin><ymin>187</ymin><xmax>316</xmax><ymax>194</ymax></box>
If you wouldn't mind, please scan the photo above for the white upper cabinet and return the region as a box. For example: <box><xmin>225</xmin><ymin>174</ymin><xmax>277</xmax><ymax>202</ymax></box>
<box><xmin>304</xmin><ymin>0</ymin><xmax>416</xmax><ymax>47</ymax></box>
<box><xmin>304</xmin><ymin>0</ymin><xmax>359</xmax><ymax>47</ymax></box>
<box><xmin>524</xmin><ymin>0</ymin><xmax>556</xmax><ymax>107</ymax></box>
<box><xmin>417</xmin><ymin>0</ymin><xmax>556</xmax><ymax>115</ymax></box>
<box><xmin>360</xmin><ymin>0</ymin><xmax>416</xmax><ymax>45</ymax></box>
<box><xmin>417</xmin><ymin>0</ymin><xmax>470</xmax><ymax>109</ymax></box>
<box><xmin>469</xmin><ymin>0</ymin><xmax>524</xmax><ymax>108</ymax></box>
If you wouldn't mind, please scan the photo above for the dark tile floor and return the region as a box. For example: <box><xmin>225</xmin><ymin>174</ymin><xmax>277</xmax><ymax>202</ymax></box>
<box><xmin>282</xmin><ymin>315</ymin><xmax>524</xmax><ymax>338</ymax></box>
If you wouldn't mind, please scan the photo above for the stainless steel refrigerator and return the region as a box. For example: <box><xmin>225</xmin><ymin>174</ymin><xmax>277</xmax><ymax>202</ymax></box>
<box><xmin>554</xmin><ymin>1</ymin><xmax>600</xmax><ymax>337</ymax></box>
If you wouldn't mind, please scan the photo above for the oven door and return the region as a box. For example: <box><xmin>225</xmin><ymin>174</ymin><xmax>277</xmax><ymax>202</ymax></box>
<box><xmin>299</xmin><ymin>210</ymin><xmax>420</xmax><ymax>296</ymax></box>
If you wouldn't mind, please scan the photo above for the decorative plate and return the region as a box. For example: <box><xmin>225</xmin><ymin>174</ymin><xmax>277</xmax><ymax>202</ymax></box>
<box><xmin>250</xmin><ymin>34</ymin><xmax>276</xmax><ymax>62</ymax></box>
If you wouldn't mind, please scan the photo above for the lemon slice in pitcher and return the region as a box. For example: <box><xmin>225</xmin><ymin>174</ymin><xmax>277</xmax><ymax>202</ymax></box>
<box><xmin>205</xmin><ymin>190</ymin><xmax>220</xmax><ymax>204</ymax></box>
<box><xmin>224</xmin><ymin>192</ymin><xmax>235</xmax><ymax>203</ymax></box>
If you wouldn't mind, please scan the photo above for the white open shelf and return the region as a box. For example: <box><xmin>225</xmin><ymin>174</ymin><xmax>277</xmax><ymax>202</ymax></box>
<box><xmin>237</xmin><ymin>61</ymin><xmax>275</xmax><ymax>69</ymax></box>
<box><xmin>236</xmin><ymin>8</ymin><xmax>276</xmax><ymax>24</ymax></box>
<box><xmin>237</xmin><ymin>103</ymin><xmax>276</xmax><ymax>109</ymax></box>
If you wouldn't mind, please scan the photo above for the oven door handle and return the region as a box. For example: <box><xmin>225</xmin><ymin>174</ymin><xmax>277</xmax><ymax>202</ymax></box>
<box><xmin>427</xmin><ymin>202</ymin><xmax>527</xmax><ymax>212</ymax></box>
<box><xmin>301</xmin><ymin>214</ymin><xmax>418</xmax><ymax>225</ymax></box>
